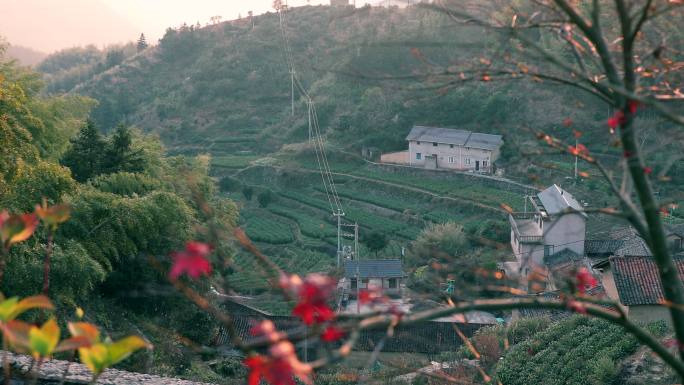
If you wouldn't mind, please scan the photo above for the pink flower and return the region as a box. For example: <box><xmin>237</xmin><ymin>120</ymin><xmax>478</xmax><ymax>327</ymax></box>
<box><xmin>169</xmin><ymin>242</ymin><xmax>212</xmax><ymax>280</ymax></box>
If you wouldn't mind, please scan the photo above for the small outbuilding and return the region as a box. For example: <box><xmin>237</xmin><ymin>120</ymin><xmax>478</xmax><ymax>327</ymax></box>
<box><xmin>343</xmin><ymin>259</ymin><xmax>405</xmax><ymax>297</ymax></box>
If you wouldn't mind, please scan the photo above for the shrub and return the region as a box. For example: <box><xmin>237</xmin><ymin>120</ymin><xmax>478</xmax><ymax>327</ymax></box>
<box><xmin>242</xmin><ymin>186</ymin><xmax>254</xmax><ymax>200</ymax></box>
<box><xmin>91</xmin><ymin>172</ymin><xmax>161</xmax><ymax>196</ymax></box>
<box><xmin>257</xmin><ymin>190</ymin><xmax>275</xmax><ymax>208</ymax></box>
<box><xmin>218</xmin><ymin>176</ymin><xmax>242</xmax><ymax>192</ymax></box>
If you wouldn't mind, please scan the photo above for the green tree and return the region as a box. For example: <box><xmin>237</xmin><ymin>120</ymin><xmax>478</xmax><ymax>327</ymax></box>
<box><xmin>257</xmin><ymin>190</ymin><xmax>275</xmax><ymax>208</ymax></box>
<box><xmin>103</xmin><ymin>124</ymin><xmax>144</xmax><ymax>174</ymax></box>
<box><xmin>242</xmin><ymin>186</ymin><xmax>254</xmax><ymax>201</ymax></box>
<box><xmin>61</xmin><ymin>119</ymin><xmax>106</xmax><ymax>182</ymax></box>
<box><xmin>136</xmin><ymin>34</ymin><xmax>148</xmax><ymax>52</ymax></box>
<box><xmin>364</xmin><ymin>231</ymin><xmax>388</xmax><ymax>256</ymax></box>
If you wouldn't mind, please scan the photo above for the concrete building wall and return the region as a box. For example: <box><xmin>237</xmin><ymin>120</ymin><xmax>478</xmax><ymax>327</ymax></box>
<box><xmin>408</xmin><ymin>140</ymin><xmax>495</xmax><ymax>172</ymax></box>
<box><xmin>380</xmin><ymin>151</ymin><xmax>410</xmax><ymax>165</ymax></box>
<box><xmin>543</xmin><ymin>213</ymin><xmax>586</xmax><ymax>256</ymax></box>
<box><xmin>628</xmin><ymin>305</ymin><xmax>672</xmax><ymax>325</ymax></box>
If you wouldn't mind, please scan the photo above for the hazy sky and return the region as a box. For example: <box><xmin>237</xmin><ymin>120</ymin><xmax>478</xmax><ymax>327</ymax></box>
<box><xmin>1</xmin><ymin>0</ymin><xmax>326</xmax><ymax>53</ymax></box>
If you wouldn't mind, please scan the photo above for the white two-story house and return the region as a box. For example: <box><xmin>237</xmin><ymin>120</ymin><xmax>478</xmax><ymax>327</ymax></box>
<box><xmin>508</xmin><ymin>184</ymin><xmax>587</xmax><ymax>291</ymax></box>
<box><xmin>406</xmin><ymin>126</ymin><xmax>503</xmax><ymax>173</ymax></box>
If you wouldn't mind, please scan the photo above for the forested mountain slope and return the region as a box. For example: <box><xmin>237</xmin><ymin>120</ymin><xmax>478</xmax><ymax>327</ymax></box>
<box><xmin>44</xmin><ymin>5</ymin><xmax>580</xmax><ymax>163</ymax></box>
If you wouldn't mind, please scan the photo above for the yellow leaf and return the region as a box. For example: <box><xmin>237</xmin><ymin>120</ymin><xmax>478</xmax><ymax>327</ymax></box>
<box><xmin>79</xmin><ymin>344</ymin><xmax>109</xmax><ymax>374</ymax></box>
<box><xmin>28</xmin><ymin>319</ymin><xmax>60</xmax><ymax>358</ymax></box>
<box><xmin>0</xmin><ymin>295</ymin><xmax>53</xmax><ymax>322</ymax></box>
<box><xmin>107</xmin><ymin>336</ymin><xmax>148</xmax><ymax>365</ymax></box>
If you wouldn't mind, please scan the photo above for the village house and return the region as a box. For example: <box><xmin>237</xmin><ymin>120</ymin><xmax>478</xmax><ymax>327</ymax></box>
<box><xmin>507</xmin><ymin>184</ymin><xmax>587</xmax><ymax>290</ymax></box>
<box><xmin>342</xmin><ymin>259</ymin><xmax>405</xmax><ymax>297</ymax></box>
<box><xmin>380</xmin><ymin>126</ymin><xmax>503</xmax><ymax>174</ymax></box>
<box><xmin>593</xmin><ymin>256</ymin><xmax>684</xmax><ymax>324</ymax></box>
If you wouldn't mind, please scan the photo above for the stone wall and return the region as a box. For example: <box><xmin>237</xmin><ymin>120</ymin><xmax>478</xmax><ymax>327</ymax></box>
<box><xmin>2</xmin><ymin>352</ymin><xmax>214</xmax><ymax>385</ymax></box>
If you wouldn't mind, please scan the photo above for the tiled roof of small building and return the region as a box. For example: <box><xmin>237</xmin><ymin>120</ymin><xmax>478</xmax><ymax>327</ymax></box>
<box><xmin>666</xmin><ymin>224</ymin><xmax>684</xmax><ymax>238</ymax></box>
<box><xmin>611</xmin><ymin>256</ymin><xmax>684</xmax><ymax>305</ymax></box>
<box><xmin>405</xmin><ymin>126</ymin><xmax>503</xmax><ymax>150</ymax></box>
<box><xmin>344</xmin><ymin>259</ymin><xmax>405</xmax><ymax>278</ymax></box>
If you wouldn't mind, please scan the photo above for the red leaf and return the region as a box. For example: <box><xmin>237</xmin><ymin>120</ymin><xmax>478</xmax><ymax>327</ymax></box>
<box><xmin>169</xmin><ymin>242</ymin><xmax>212</xmax><ymax>280</ymax></box>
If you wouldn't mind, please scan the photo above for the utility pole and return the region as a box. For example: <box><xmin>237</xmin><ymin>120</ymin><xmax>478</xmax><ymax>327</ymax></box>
<box><xmin>291</xmin><ymin>69</ymin><xmax>295</xmax><ymax>116</ymax></box>
<box><xmin>335</xmin><ymin>209</ymin><xmax>345</xmax><ymax>267</ymax></box>
<box><xmin>307</xmin><ymin>100</ymin><xmax>312</xmax><ymax>141</ymax></box>
<box><xmin>354</xmin><ymin>222</ymin><xmax>359</xmax><ymax>261</ymax></box>
<box><xmin>574</xmin><ymin>137</ymin><xmax>578</xmax><ymax>179</ymax></box>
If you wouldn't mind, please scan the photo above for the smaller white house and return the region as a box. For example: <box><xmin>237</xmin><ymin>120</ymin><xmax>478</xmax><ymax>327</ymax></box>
<box><xmin>343</xmin><ymin>259</ymin><xmax>405</xmax><ymax>297</ymax></box>
<box><xmin>381</xmin><ymin>126</ymin><xmax>503</xmax><ymax>174</ymax></box>
<box><xmin>508</xmin><ymin>184</ymin><xmax>587</xmax><ymax>291</ymax></box>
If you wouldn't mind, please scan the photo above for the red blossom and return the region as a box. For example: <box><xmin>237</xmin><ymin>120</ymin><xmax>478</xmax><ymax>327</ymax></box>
<box><xmin>643</xmin><ymin>166</ymin><xmax>653</xmax><ymax>175</ymax></box>
<box><xmin>321</xmin><ymin>326</ymin><xmax>345</xmax><ymax>342</ymax></box>
<box><xmin>287</xmin><ymin>274</ymin><xmax>336</xmax><ymax>325</ymax></box>
<box><xmin>244</xmin><ymin>341</ymin><xmax>312</xmax><ymax>385</ymax></box>
<box><xmin>575</xmin><ymin>268</ymin><xmax>597</xmax><ymax>294</ymax></box>
<box><xmin>628</xmin><ymin>100</ymin><xmax>640</xmax><ymax>114</ymax></box>
<box><xmin>623</xmin><ymin>150</ymin><xmax>634</xmax><ymax>158</ymax></box>
<box><xmin>607</xmin><ymin>110</ymin><xmax>625</xmax><ymax>132</ymax></box>
<box><xmin>169</xmin><ymin>242</ymin><xmax>212</xmax><ymax>280</ymax></box>
<box><xmin>562</xmin><ymin>118</ymin><xmax>573</xmax><ymax>127</ymax></box>
<box><xmin>568</xmin><ymin>143</ymin><xmax>589</xmax><ymax>157</ymax></box>
<box><xmin>572</xmin><ymin>129</ymin><xmax>583</xmax><ymax>139</ymax></box>
<box><xmin>358</xmin><ymin>288</ymin><xmax>388</xmax><ymax>305</ymax></box>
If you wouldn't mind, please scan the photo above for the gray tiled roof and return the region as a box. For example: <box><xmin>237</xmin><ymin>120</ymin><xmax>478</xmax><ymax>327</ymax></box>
<box><xmin>466</xmin><ymin>132</ymin><xmax>504</xmax><ymax>150</ymax></box>
<box><xmin>667</xmin><ymin>224</ymin><xmax>684</xmax><ymax>238</ymax></box>
<box><xmin>544</xmin><ymin>248</ymin><xmax>582</xmax><ymax>266</ymax></box>
<box><xmin>405</xmin><ymin>126</ymin><xmax>503</xmax><ymax>150</ymax></box>
<box><xmin>585</xmin><ymin>239</ymin><xmax>626</xmax><ymax>256</ymax></box>
<box><xmin>537</xmin><ymin>184</ymin><xmax>585</xmax><ymax>217</ymax></box>
<box><xmin>344</xmin><ymin>259</ymin><xmax>405</xmax><ymax>278</ymax></box>
<box><xmin>610</xmin><ymin>256</ymin><xmax>684</xmax><ymax>305</ymax></box>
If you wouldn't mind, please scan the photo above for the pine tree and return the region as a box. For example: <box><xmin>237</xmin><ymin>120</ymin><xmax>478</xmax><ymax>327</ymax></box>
<box><xmin>137</xmin><ymin>33</ymin><xmax>148</xmax><ymax>52</ymax></box>
<box><xmin>103</xmin><ymin>124</ymin><xmax>144</xmax><ymax>174</ymax></box>
<box><xmin>61</xmin><ymin>119</ymin><xmax>106</xmax><ymax>182</ymax></box>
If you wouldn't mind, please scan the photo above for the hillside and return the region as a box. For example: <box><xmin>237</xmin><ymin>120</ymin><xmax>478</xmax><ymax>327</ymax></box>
<box><xmin>46</xmin><ymin>6</ymin><xmax>571</xmax><ymax>160</ymax></box>
<box><xmin>42</xmin><ymin>4</ymin><xmax>684</xmax><ymax>199</ymax></box>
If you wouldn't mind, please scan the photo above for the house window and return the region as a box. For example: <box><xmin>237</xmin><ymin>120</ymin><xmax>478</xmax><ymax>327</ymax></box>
<box><xmin>433</xmin><ymin>142</ymin><xmax>438</xmax><ymax>147</ymax></box>
<box><xmin>450</xmin><ymin>144</ymin><xmax>454</xmax><ymax>148</ymax></box>
<box><xmin>448</xmin><ymin>156</ymin><xmax>456</xmax><ymax>164</ymax></box>
<box><xmin>388</xmin><ymin>278</ymin><xmax>398</xmax><ymax>289</ymax></box>
<box><xmin>483</xmin><ymin>160</ymin><xmax>488</xmax><ymax>167</ymax></box>
<box><xmin>544</xmin><ymin>245</ymin><xmax>554</xmax><ymax>257</ymax></box>
<box><xmin>361</xmin><ymin>279</ymin><xmax>369</xmax><ymax>287</ymax></box>
<box><xmin>416</xmin><ymin>153</ymin><xmax>422</xmax><ymax>160</ymax></box>
<box><xmin>417</xmin><ymin>141</ymin><xmax>421</xmax><ymax>145</ymax></box>
<box><xmin>350</xmin><ymin>278</ymin><xmax>357</xmax><ymax>289</ymax></box>
<box><xmin>465</xmin><ymin>158</ymin><xmax>471</xmax><ymax>165</ymax></box>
